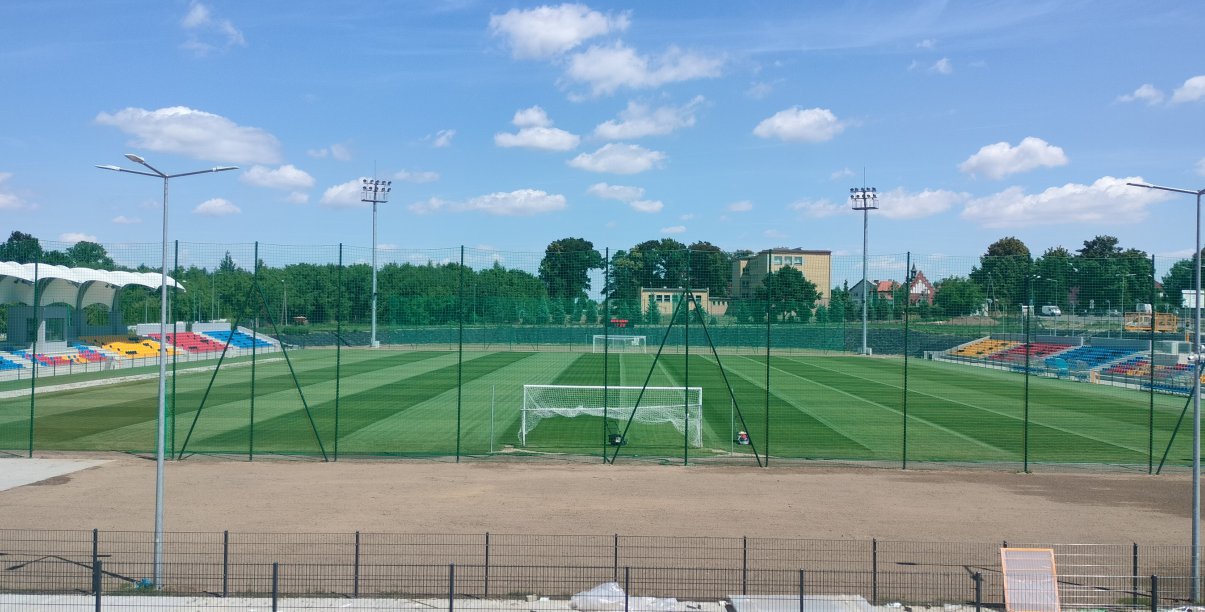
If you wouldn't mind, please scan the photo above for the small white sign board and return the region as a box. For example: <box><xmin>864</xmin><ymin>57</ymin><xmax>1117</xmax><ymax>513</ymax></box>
<box><xmin>1001</xmin><ymin>548</ymin><xmax>1060</xmax><ymax>612</ymax></box>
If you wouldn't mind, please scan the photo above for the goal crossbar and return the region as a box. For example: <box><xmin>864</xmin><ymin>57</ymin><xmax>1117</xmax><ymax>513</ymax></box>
<box><xmin>521</xmin><ymin>384</ymin><xmax>702</xmax><ymax>447</ymax></box>
<box><xmin>592</xmin><ymin>335</ymin><xmax>647</xmax><ymax>353</ymax></box>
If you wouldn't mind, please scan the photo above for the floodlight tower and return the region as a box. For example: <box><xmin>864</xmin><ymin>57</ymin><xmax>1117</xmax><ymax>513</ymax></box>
<box><xmin>1127</xmin><ymin>181</ymin><xmax>1205</xmax><ymax>601</ymax></box>
<box><xmin>96</xmin><ymin>154</ymin><xmax>237</xmax><ymax>588</ymax></box>
<box><xmin>850</xmin><ymin>187</ymin><xmax>878</xmax><ymax>355</ymax></box>
<box><xmin>361</xmin><ymin>179</ymin><xmax>391</xmax><ymax>348</ymax></box>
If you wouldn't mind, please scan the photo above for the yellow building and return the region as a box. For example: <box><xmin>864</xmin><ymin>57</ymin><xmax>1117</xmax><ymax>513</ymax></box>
<box><xmin>639</xmin><ymin>288</ymin><xmax>729</xmax><ymax>317</ymax></box>
<box><xmin>731</xmin><ymin>248</ymin><xmax>832</xmax><ymax>303</ymax></box>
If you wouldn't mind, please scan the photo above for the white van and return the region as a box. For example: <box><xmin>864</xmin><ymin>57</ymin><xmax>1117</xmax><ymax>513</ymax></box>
<box><xmin>1040</xmin><ymin>305</ymin><xmax>1062</xmax><ymax>316</ymax></box>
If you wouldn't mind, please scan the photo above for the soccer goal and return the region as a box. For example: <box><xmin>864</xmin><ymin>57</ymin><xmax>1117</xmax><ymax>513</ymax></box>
<box><xmin>592</xmin><ymin>335</ymin><xmax>647</xmax><ymax>353</ymax></box>
<box><xmin>521</xmin><ymin>384</ymin><xmax>703</xmax><ymax>447</ymax></box>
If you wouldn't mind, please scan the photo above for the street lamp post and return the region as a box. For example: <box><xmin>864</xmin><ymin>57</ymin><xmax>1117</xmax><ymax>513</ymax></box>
<box><xmin>97</xmin><ymin>154</ymin><xmax>236</xmax><ymax>588</ymax></box>
<box><xmin>361</xmin><ymin>179</ymin><xmax>391</xmax><ymax>348</ymax></box>
<box><xmin>1127</xmin><ymin>181</ymin><xmax>1205</xmax><ymax>601</ymax></box>
<box><xmin>850</xmin><ymin>187</ymin><xmax>878</xmax><ymax>355</ymax></box>
<box><xmin>281</xmin><ymin>279</ymin><xmax>287</xmax><ymax>327</ymax></box>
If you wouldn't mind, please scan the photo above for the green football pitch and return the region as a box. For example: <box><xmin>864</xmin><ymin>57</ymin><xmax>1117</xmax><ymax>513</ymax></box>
<box><xmin>0</xmin><ymin>349</ymin><xmax>1193</xmax><ymax>467</ymax></box>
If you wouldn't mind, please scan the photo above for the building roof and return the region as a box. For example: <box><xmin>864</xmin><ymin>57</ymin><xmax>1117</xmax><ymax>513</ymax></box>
<box><xmin>0</xmin><ymin>262</ymin><xmax>182</xmax><ymax>308</ymax></box>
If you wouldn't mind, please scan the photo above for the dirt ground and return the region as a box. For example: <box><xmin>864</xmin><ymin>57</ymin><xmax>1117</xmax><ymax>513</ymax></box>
<box><xmin>0</xmin><ymin>453</ymin><xmax>1191</xmax><ymax>544</ymax></box>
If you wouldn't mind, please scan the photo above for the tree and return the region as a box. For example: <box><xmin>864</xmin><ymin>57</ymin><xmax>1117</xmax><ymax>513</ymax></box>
<box><xmin>1162</xmin><ymin>254</ymin><xmax>1203</xmax><ymax>311</ymax></box>
<box><xmin>756</xmin><ymin>266</ymin><xmax>819</xmax><ymax>323</ymax></box>
<box><xmin>65</xmin><ymin>241</ymin><xmax>116</xmax><ymax>270</ymax></box>
<box><xmin>645</xmin><ymin>294</ymin><xmax>661</xmax><ymax>325</ymax></box>
<box><xmin>1033</xmin><ymin>247</ymin><xmax>1074</xmax><ymax>311</ymax></box>
<box><xmin>538</xmin><ymin>238</ymin><xmax>603</xmax><ymax>302</ymax></box>
<box><xmin>969</xmin><ymin>237</ymin><xmax>1031</xmax><ymax>311</ymax></box>
<box><xmin>687</xmin><ymin>241</ymin><xmax>732</xmax><ymax>297</ymax></box>
<box><xmin>934</xmin><ymin>277</ymin><xmax>984</xmax><ymax>316</ymax></box>
<box><xmin>0</xmin><ymin>231</ymin><xmax>43</xmax><ymax>263</ymax></box>
<box><xmin>1071</xmin><ymin>236</ymin><xmax>1151</xmax><ymax>314</ymax></box>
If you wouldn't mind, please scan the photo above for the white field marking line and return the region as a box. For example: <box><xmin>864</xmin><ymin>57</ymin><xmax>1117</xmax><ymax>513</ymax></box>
<box><xmin>731</xmin><ymin>354</ymin><xmax>1006</xmax><ymax>455</ymax></box>
<box><xmin>784</xmin><ymin>356</ymin><xmax>1150</xmax><ymax>456</ymax></box>
<box><xmin>176</xmin><ymin>352</ymin><xmax>473</xmax><ymax>446</ymax></box>
<box><xmin>0</xmin><ymin>358</ymin><xmax>285</xmax><ymax>400</ymax></box>
<box><xmin>708</xmin><ymin>354</ymin><xmax>897</xmax><ymax>453</ymax></box>
<box><xmin>341</xmin><ymin>352</ymin><xmax>563</xmax><ymax>444</ymax></box>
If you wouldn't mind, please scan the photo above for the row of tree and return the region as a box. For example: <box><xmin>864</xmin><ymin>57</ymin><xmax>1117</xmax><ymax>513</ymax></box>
<box><xmin>0</xmin><ymin>231</ymin><xmax>1196</xmax><ymax>329</ymax></box>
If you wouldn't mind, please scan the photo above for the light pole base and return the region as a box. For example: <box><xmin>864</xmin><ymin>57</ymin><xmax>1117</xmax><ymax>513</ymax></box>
<box><xmin>371</xmin><ymin>340</ymin><xmax>381</xmax><ymax>348</ymax></box>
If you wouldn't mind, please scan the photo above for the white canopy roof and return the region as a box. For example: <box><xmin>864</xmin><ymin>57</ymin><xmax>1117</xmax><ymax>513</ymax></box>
<box><xmin>0</xmin><ymin>262</ymin><xmax>182</xmax><ymax>309</ymax></box>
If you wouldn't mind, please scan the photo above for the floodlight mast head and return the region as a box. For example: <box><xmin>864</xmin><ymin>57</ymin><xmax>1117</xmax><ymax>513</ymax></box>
<box><xmin>361</xmin><ymin>178</ymin><xmax>392</xmax><ymax>203</ymax></box>
<box><xmin>850</xmin><ymin>186</ymin><xmax>878</xmax><ymax>211</ymax></box>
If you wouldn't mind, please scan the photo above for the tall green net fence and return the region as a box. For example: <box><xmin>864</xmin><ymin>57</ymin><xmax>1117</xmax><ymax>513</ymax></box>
<box><xmin>0</xmin><ymin>239</ymin><xmax>1196</xmax><ymax>469</ymax></box>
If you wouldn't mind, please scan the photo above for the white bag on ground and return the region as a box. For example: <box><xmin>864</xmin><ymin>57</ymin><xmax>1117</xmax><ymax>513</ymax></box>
<box><xmin>569</xmin><ymin>582</ymin><xmax>678</xmax><ymax>611</ymax></box>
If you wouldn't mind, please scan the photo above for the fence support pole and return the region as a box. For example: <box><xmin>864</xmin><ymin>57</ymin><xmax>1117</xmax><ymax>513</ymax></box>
<box><xmin>354</xmin><ymin>530</ymin><xmax>361</xmax><ymax>598</ymax></box>
<box><xmin>271</xmin><ymin>561</ymin><xmax>279</xmax><ymax>612</ymax></box>
<box><xmin>484</xmin><ymin>532</ymin><xmax>490</xmax><ymax>598</ymax></box>
<box><xmin>624</xmin><ymin>566</ymin><xmax>630</xmax><ymax>612</ymax></box>
<box><xmin>872</xmin><ymin>538</ymin><xmax>878</xmax><ymax>606</ymax></box>
<box><xmin>1132</xmin><ymin>542</ymin><xmax>1139</xmax><ymax>604</ymax></box>
<box><xmin>93</xmin><ymin>559</ymin><xmax>102</xmax><ymax>612</ymax></box>
<box><xmin>92</xmin><ymin>528</ymin><xmax>98</xmax><ymax>576</ymax></box>
<box><xmin>973</xmin><ymin>572</ymin><xmax>982</xmax><ymax>612</ymax></box>
<box><xmin>799</xmin><ymin>568</ymin><xmax>806</xmax><ymax>611</ymax></box>
<box><xmin>449</xmin><ymin>563</ymin><xmax>456</xmax><ymax>612</ymax></box>
<box><xmin>222</xmin><ymin>530</ymin><xmax>229</xmax><ymax>598</ymax></box>
<box><xmin>613</xmin><ymin>533</ymin><xmax>619</xmax><ymax>582</ymax></box>
<box><xmin>742</xmin><ymin>536</ymin><xmax>749</xmax><ymax>595</ymax></box>
<box><xmin>1151</xmin><ymin>574</ymin><xmax>1158</xmax><ymax>612</ymax></box>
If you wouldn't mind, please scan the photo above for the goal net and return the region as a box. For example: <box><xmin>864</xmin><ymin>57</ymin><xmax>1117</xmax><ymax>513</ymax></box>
<box><xmin>592</xmin><ymin>335</ymin><xmax>647</xmax><ymax>353</ymax></box>
<box><xmin>521</xmin><ymin>384</ymin><xmax>703</xmax><ymax>447</ymax></box>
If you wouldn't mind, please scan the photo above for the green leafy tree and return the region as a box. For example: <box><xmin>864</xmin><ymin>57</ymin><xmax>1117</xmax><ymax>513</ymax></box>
<box><xmin>934</xmin><ymin>276</ymin><xmax>985</xmax><ymax>316</ymax></box>
<box><xmin>0</xmin><ymin>231</ymin><xmax>43</xmax><ymax>263</ymax></box>
<box><xmin>539</xmin><ymin>237</ymin><xmax>603</xmax><ymax>301</ymax></box>
<box><xmin>645</xmin><ymin>294</ymin><xmax>662</xmax><ymax>325</ymax></box>
<box><xmin>756</xmin><ymin>266</ymin><xmax>818</xmax><ymax>323</ymax></box>
<box><xmin>65</xmin><ymin>241</ymin><xmax>116</xmax><ymax>270</ymax></box>
<box><xmin>687</xmin><ymin>241</ymin><xmax>732</xmax><ymax>297</ymax></box>
<box><xmin>969</xmin><ymin>237</ymin><xmax>1031</xmax><ymax>311</ymax></box>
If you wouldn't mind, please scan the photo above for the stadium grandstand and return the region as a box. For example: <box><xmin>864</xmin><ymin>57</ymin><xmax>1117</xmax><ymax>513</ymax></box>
<box><xmin>0</xmin><ymin>261</ymin><xmax>275</xmax><ymax>379</ymax></box>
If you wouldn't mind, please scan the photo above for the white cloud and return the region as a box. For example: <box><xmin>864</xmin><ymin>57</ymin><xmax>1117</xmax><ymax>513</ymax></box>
<box><xmin>395</xmin><ymin>169</ymin><xmax>440</xmax><ymax>183</ymax></box>
<box><xmin>791</xmin><ymin>198</ymin><xmax>845</xmax><ymax>219</ymax></box>
<box><xmin>307</xmin><ymin>144</ymin><xmax>352</xmax><ymax>160</ymax></box>
<box><xmin>568</xmin><ymin>143</ymin><xmax>666</xmax><ymax>174</ymax></box>
<box><xmin>241</xmin><ymin>164</ymin><xmax>315</xmax><ymax>190</ymax></box>
<box><xmin>679</xmin><ymin>213</ymin><xmax>694</xmax><ymax>220</ymax></box>
<box><xmin>193</xmin><ymin>198</ymin><xmax>240</xmax><ymax>216</ymax></box>
<box><xmin>565</xmin><ymin>42</ymin><xmax>723</xmax><ymax>97</ymax></box>
<box><xmin>958</xmin><ymin>137</ymin><xmax>1068</xmax><ymax>180</ymax></box>
<box><xmin>878</xmin><ymin>187</ymin><xmax>968</xmax><ymax>220</ymax></box>
<box><xmin>1117</xmin><ymin>84</ymin><xmax>1165</xmax><ymax>105</ymax></box>
<box><xmin>319</xmin><ymin>179</ymin><xmax>368</xmax><ymax>208</ymax></box>
<box><xmin>432</xmin><ymin>129</ymin><xmax>456</xmax><ymax>148</ymax></box>
<box><xmin>58</xmin><ymin>232</ymin><xmax>98</xmax><ymax>244</ymax></box>
<box><xmin>930</xmin><ymin>58</ymin><xmax>952</xmax><ymax>75</ymax></box>
<box><xmin>916</xmin><ymin>39</ymin><xmax>936</xmax><ymax>49</ymax></box>
<box><xmin>1171</xmin><ymin>75</ymin><xmax>1205</xmax><ymax>104</ymax></box>
<box><xmin>660</xmin><ymin>225</ymin><xmax>686</xmax><ymax>234</ymax></box>
<box><xmin>746</xmin><ymin>81</ymin><xmax>773</xmax><ymax>100</ymax></box>
<box><xmin>286</xmin><ymin>192</ymin><xmax>308</xmax><ymax>204</ymax></box>
<box><xmin>489</xmin><ymin>3</ymin><xmax>629</xmax><ymax>59</ymax></box>
<box><xmin>95</xmin><ymin>106</ymin><xmax>281</xmax><ymax>164</ymax></box>
<box><xmin>409</xmin><ymin>189</ymin><xmax>567</xmax><ymax>216</ymax></box>
<box><xmin>961</xmin><ymin>176</ymin><xmax>1171</xmax><ymax>228</ymax></box>
<box><xmin>180</xmin><ymin>1</ymin><xmax>245</xmax><ymax>57</ymax></box>
<box><xmin>727</xmin><ymin>200</ymin><xmax>753</xmax><ymax>212</ymax></box>
<box><xmin>587</xmin><ymin>182</ymin><xmax>644</xmax><ymax>201</ymax></box>
<box><xmin>0</xmin><ymin>173</ymin><xmax>33</xmax><ymax>211</ymax></box>
<box><xmin>629</xmin><ymin>199</ymin><xmax>663</xmax><ymax>213</ymax></box>
<box><xmin>753</xmin><ymin>107</ymin><xmax>845</xmax><ymax>143</ymax></box>
<box><xmin>831</xmin><ymin>168</ymin><xmax>856</xmax><ymax>180</ymax></box>
<box><xmin>112</xmin><ymin>215</ymin><xmax>141</xmax><ymax>224</ymax></box>
<box><xmin>593</xmin><ymin>96</ymin><xmax>705</xmax><ymax>139</ymax></box>
<box><xmin>495</xmin><ymin>106</ymin><xmax>580</xmax><ymax>151</ymax></box>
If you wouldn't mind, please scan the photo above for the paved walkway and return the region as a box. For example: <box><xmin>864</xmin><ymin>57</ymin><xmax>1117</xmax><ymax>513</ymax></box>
<box><xmin>0</xmin><ymin>458</ymin><xmax>109</xmax><ymax>491</ymax></box>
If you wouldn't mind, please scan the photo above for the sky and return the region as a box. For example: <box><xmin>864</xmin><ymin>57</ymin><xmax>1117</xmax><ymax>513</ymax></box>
<box><xmin>2</xmin><ymin>0</ymin><xmax>1204</xmax><ymax>276</ymax></box>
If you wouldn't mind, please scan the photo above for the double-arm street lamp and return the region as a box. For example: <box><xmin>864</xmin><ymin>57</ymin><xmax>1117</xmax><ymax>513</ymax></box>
<box><xmin>850</xmin><ymin>187</ymin><xmax>878</xmax><ymax>355</ymax></box>
<box><xmin>1127</xmin><ymin>181</ymin><xmax>1205</xmax><ymax>601</ymax></box>
<box><xmin>361</xmin><ymin>179</ymin><xmax>391</xmax><ymax>348</ymax></box>
<box><xmin>97</xmin><ymin>154</ymin><xmax>237</xmax><ymax>588</ymax></box>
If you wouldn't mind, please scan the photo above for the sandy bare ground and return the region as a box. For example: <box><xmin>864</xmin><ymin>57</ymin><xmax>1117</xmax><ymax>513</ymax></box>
<box><xmin>0</xmin><ymin>452</ymin><xmax>1190</xmax><ymax>544</ymax></box>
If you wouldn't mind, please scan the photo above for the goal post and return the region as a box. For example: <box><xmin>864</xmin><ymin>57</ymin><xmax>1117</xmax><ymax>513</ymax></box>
<box><xmin>592</xmin><ymin>335</ymin><xmax>647</xmax><ymax>353</ymax></box>
<box><xmin>521</xmin><ymin>384</ymin><xmax>703</xmax><ymax>447</ymax></box>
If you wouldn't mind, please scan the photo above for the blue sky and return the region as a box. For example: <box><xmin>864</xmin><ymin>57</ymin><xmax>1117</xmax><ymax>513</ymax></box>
<box><xmin>2</xmin><ymin>0</ymin><xmax>1204</xmax><ymax>272</ymax></box>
